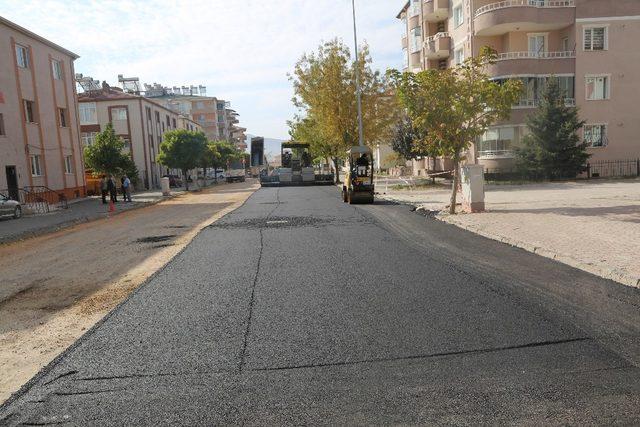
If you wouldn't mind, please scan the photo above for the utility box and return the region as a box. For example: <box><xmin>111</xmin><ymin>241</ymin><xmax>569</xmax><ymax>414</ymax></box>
<box><xmin>161</xmin><ymin>177</ymin><xmax>171</xmax><ymax>196</ymax></box>
<box><xmin>460</xmin><ymin>164</ymin><xmax>485</xmax><ymax>212</ymax></box>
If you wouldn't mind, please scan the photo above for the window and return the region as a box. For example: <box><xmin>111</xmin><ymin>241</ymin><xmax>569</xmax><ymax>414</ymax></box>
<box><xmin>122</xmin><ymin>137</ymin><xmax>131</xmax><ymax>151</ymax></box>
<box><xmin>0</xmin><ymin>113</ymin><xmax>5</xmax><ymax>136</ymax></box>
<box><xmin>24</xmin><ymin>100</ymin><xmax>36</xmax><ymax>123</ymax></box>
<box><xmin>453</xmin><ymin>5</ymin><xmax>464</xmax><ymax>28</ymax></box>
<box><xmin>30</xmin><ymin>155</ymin><xmax>42</xmax><ymax>176</ymax></box>
<box><xmin>586</xmin><ymin>76</ymin><xmax>609</xmax><ymax>100</ymax></box>
<box><xmin>79</xmin><ymin>102</ymin><xmax>97</xmax><ymax>124</ymax></box>
<box><xmin>59</xmin><ymin>108</ymin><xmax>67</xmax><ymax>127</ymax></box>
<box><xmin>528</xmin><ymin>34</ymin><xmax>546</xmax><ymax>56</ymax></box>
<box><xmin>409</xmin><ymin>0</ymin><xmax>420</xmax><ymax>17</ymax></box>
<box><xmin>162</xmin><ymin>122</ymin><xmax>165</xmax><ymax>132</ymax></box>
<box><xmin>15</xmin><ymin>45</ymin><xmax>29</xmax><ymax>68</ymax></box>
<box><xmin>52</xmin><ymin>59</ymin><xmax>63</xmax><ymax>79</ymax></box>
<box><xmin>64</xmin><ymin>155</ymin><xmax>73</xmax><ymax>174</ymax></box>
<box><xmin>562</xmin><ymin>37</ymin><xmax>570</xmax><ymax>52</ymax></box>
<box><xmin>196</xmin><ymin>101</ymin><xmax>204</xmax><ymax>109</ymax></box>
<box><xmin>584</xmin><ymin>27</ymin><xmax>607</xmax><ymax>51</ymax></box>
<box><xmin>584</xmin><ymin>124</ymin><xmax>607</xmax><ymax>147</ymax></box>
<box><xmin>155</xmin><ymin>111</ymin><xmax>160</xmax><ymax>123</ymax></box>
<box><xmin>172</xmin><ymin>118</ymin><xmax>177</xmax><ymax>128</ymax></box>
<box><xmin>478</xmin><ymin>127</ymin><xmax>523</xmax><ymax>157</ymax></box>
<box><xmin>166</xmin><ymin>115</ymin><xmax>170</xmax><ymax>128</ymax></box>
<box><xmin>218</xmin><ymin>114</ymin><xmax>224</xmax><ymax>123</ymax></box>
<box><xmin>217</xmin><ymin>102</ymin><xmax>224</xmax><ymax>110</ymax></box>
<box><xmin>402</xmin><ymin>47</ymin><xmax>409</xmax><ymax>69</ymax></box>
<box><xmin>81</xmin><ymin>131</ymin><xmax>97</xmax><ymax>146</ymax></box>
<box><xmin>409</xmin><ymin>27</ymin><xmax>422</xmax><ymax>53</ymax></box>
<box><xmin>454</xmin><ymin>48</ymin><xmax>464</xmax><ymax>65</ymax></box>
<box><xmin>112</xmin><ymin>107</ymin><xmax>127</xmax><ymax>120</ymax></box>
<box><xmin>146</xmin><ymin>106</ymin><xmax>152</xmax><ymax>121</ymax></box>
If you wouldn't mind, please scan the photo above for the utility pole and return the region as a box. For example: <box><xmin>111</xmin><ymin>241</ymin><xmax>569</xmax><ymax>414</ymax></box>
<box><xmin>351</xmin><ymin>0</ymin><xmax>365</xmax><ymax>147</ymax></box>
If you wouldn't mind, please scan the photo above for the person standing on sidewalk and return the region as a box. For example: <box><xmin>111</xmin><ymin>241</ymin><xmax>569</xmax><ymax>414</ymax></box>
<box><xmin>107</xmin><ymin>175</ymin><xmax>118</xmax><ymax>203</ymax></box>
<box><xmin>122</xmin><ymin>175</ymin><xmax>132</xmax><ymax>202</ymax></box>
<box><xmin>100</xmin><ymin>175</ymin><xmax>108</xmax><ymax>204</ymax></box>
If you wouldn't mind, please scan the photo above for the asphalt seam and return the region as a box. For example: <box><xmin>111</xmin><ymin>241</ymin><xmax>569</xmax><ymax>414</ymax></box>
<box><xmin>250</xmin><ymin>337</ymin><xmax>591</xmax><ymax>372</ymax></box>
<box><xmin>238</xmin><ymin>188</ymin><xmax>280</xmax><ymax>372</ymax></box>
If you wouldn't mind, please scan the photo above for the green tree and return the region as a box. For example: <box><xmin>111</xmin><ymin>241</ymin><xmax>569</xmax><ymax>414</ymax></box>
<box><xmin>290</xmin><ymin>39</ymin><xmax>396</xmax><ymax>183</ymax></box>
<box><xmin>157</xmin><ymin>130</ymin><xmax>207</xmax><ymax>190</ymax></box>
<box><xmin>389</xmin><ymin>48</ymin><xmax>522</xmax><ymax>213</ymax></box>
<box><xmin>516</xmin><ymin>77</ymin><xmax>589</xmax><ymax>180</ymax></box>
<box><xmin>120</xmin><ymin>154</ymin><xmax>140</xmax><ymax>187</ymax></box>
<box><xmin>84</xmin><ymin>123</ymin><xmax>127</xmax><ymax>176</ymax></box>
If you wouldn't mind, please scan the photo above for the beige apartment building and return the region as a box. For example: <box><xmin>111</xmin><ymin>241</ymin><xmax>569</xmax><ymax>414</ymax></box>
<box><xmin>0</xmin><ymin>16</ymin><xmax>85</xmax><ymax>200</ymax></box>
<box><xmin>78</xmin><ymin>84</ymin><xmax>201</xmax><ymax>190</ymax></box>
<box><xmin>397</xmin><ymin>0</ymin><xmax>640</xmax><ymax>174</ymax></box>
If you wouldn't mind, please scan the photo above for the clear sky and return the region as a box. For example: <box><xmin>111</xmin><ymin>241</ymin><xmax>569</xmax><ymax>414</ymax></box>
<box><xmin>1</xmin><ymin>0</ymin><xmax>404</xmax><ymax>140</ymax></box>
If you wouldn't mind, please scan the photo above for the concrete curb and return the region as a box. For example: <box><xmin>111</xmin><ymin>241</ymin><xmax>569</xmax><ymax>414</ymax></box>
<box><xmin>437</xmin><ymin>214</ymin><xmax>640</xmax><ymax>290</ymax></box>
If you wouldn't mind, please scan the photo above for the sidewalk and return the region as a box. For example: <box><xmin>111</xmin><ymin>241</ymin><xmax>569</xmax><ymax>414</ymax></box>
<box><xmin>0</xmin><ymin>187</ymin><xmax>190</xmax><ymax>245</ymax></box>
<box><xmin>381</xmin><ymin>179</ymin><xmax>640</xmax><ymax>288</ymax></box>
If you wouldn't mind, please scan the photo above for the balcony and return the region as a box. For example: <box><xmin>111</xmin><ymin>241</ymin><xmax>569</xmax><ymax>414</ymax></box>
<box><xmin>401</xmin><ymin>36</ymin><xmax>408</xmax><ymax>49</ymax></box>
<box><xmin>423</xmin><ymin>0</ymin><xmax>449</xmax><ymax>22</ymax></box>
<box><xmin>477</xmin><ymin>149</ymin><xmax>516</xmax><ymax>159</ymax></box>
<box><xmin>513</xmin><ymin>97</ymin><xmax>576</xmax><ymax>109</ymax></box>
<box><xmin>474</xmin><ymin>0</ymin><xmax>575</xmax><ymax>36</ymax></box>
<box><xmin>485</xmin><ymin>51</ymin><xmax>575</xmax><ymax>76</ymax></box>
<box><xmin>424</xmin><ymin>32</ymin><xmax>451</xmax><ymax>59</ymax></box>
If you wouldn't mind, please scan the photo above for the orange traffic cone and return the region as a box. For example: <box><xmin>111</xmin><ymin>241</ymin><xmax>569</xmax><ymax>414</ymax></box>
<box><xmin>108</xmin><ymin>200</ymin><xmax>115</xmax><ymax>213</ymax></box>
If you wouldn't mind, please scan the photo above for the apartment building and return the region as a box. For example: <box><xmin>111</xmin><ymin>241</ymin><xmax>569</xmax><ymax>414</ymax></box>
<box><xmin>78</xmin><ymin>84</ymin><xmax>200</xmax><ymax>189</ymax></box>
<box><xmin>150</xmin><ymin>93</ymin><xmax>220</xmax><ymax>141</ymax></box>
<box><xmin>397</xmin><ymin>0</ymin><xmax>640</xmax><ymax>173</ymax></box>
<box><xmin>0</xmin><ymin>16</ymin><xmax>85</xmax><ymax>200</ymax></box>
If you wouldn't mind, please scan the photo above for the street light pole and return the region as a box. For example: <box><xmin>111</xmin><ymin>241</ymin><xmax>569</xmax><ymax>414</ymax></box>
<box><xmin>351</xmin><ymin>0</ymin><xmax>365</xmax><ymax>147</ymax></box>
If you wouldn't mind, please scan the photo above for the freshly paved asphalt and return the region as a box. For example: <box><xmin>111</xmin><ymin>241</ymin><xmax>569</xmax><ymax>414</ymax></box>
<box><xmin>1</xmin><ymin>186</ymin><xmax>639</xmax><ymax>425</ymax></box>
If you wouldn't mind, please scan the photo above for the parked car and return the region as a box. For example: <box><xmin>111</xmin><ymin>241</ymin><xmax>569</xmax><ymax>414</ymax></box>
<box><xmin>162</xmin><ymin>174</ymin><xmax>183</xmax><ymax>188</ymax></box>
<box><xmin>0</xmin><ymin>194</ymin><xmax>22</xmax><ymax>219</ymax></box>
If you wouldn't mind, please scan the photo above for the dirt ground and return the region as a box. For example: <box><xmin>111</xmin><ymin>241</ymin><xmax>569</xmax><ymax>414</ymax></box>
<box><xmin>0</xmin><ymin>180</ymin><xmax>258</xmax><ymax>404</ymax></box>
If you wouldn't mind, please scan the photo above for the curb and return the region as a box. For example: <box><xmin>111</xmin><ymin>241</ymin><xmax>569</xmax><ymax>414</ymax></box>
<box><xmin>437</xmin><ymin>214</ymin><xmax>640</xmax><ymax>290</ymax></box>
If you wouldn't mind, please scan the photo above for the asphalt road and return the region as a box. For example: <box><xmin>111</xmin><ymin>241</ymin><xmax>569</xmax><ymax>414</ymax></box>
<box><xmin>1</xmin><ymin>186</ymin><xmax>639</xmax><ymax>425</ymax></box>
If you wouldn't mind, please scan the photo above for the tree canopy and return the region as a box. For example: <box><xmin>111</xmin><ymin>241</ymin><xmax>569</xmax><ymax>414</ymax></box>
<box><xmin>388</xmin><ymin>48</ymin><xmax>522</xmax><ymax>213</ymax></box>
<box><xmin>84</xmin><ymin>123</ymin><xmax>138</xmax><ymax>183</ymax></box>
<box><xmin>289</xmin><ymin>39</ymin><xmax>396</xmax><ymax>182</ymax></box>
<box><xmin>157</xmin><ymin>130</ymin><xmax>207</xmax><ymax>190</ymax></box>
<box><xmin>516</xmin><ymin>76</ymin><xmax>589</xmax><ymax>179</ymax></box>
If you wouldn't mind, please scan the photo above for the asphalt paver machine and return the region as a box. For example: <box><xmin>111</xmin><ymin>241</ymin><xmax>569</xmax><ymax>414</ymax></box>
<box><xmin>342</xmin><ymin>146</ymin><xmax>374</xmax><ymax>204</ymax></box>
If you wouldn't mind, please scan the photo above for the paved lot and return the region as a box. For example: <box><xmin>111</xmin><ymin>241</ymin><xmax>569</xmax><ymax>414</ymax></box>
<box><xmin>381</xmin><ymin>179</ymin><xmax>640</xmax><ymax>287</ymax></box>
<box><xmin>1</xmin><ymin>186</ymin><xmax>639</xmax><ymax>425</ymax></box>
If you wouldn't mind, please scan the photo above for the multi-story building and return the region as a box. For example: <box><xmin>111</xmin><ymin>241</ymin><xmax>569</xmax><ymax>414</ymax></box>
<box><xmin>0</xmin><ymin>16</ymin><xmax>86</xmax><ymax>200</ymax></box>
<box><xmin>78</xmin><ymin>84</ymin><xmax>200</xmax><ymax>190</ymax></box>
<box><xmin>397</xmin><ymin>0</ymin><xmax>640</xmax><ymax>173</ymax></box>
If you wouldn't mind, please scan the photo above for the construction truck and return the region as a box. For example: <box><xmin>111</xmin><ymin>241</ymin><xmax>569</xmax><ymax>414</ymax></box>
<box><xmin>226</xmin><ymin>159</ymin><xmax>246</xmax><ymax>183</ymax></box>
<box><xmin>260</xmin><ymin>142</ymin><xmax>333</xmax><ymax>186</ymax></box>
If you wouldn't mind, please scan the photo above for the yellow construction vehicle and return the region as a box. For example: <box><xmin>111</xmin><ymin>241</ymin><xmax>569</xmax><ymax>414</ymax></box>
<box><xmin>342</xmin><ymin>146</ymin><xmax>374</xmax><ymax>204</ymax></box>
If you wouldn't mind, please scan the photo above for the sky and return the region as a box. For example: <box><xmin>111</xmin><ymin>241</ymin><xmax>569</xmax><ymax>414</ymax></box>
<box><xmin>1</xmin><ymin>0</ymin><xmax>404</xmax><ymax>140</ymax></box>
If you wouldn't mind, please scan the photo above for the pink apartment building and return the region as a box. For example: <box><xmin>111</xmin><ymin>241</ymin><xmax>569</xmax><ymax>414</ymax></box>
<box><xmin>397</xmin><ymin>0</ymin><xmax>640</xmax><ymax>175</ymax></box>
<box><xmin>0</xmin><ymin>16</ymin><xmax>85</xmax><ymax>200</ymax></box>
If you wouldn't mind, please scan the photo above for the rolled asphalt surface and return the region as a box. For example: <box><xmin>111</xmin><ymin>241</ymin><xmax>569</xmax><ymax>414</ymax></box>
<box><xmin>1</xmin><ymin>186</ymin><xmax>639</xmax><ymax>425</ymax></box>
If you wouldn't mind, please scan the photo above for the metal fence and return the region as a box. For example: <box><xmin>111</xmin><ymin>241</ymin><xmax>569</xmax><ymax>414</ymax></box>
<box><xmin>0</xmin><ymin>186</ymin><xmax>68</xmax><ymax>214</ymax></box>
<box><xmin>586</xmin><ymin>159</ymin><xmax>640</xmax><ymax>179</ymax></box>
<box><xmin>484</xmin><ymin>159</ymin><xmax>640</xmax><ymax>181</ymax></box>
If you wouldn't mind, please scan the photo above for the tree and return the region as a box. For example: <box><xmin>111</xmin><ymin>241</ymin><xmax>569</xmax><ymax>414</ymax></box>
<box><xmin>389</xmin><ymin>48</ymin><xmax>522</xmax><ymax>213</ymax></box>
<box><xmin>157</xmin><ymin>130</ymin><xmax>207</xmax><ymax>190</ymax></box>
<box><xmin>516</xmin><ymin>77</ymin><xmax>589</xmax><ymax>180</ymax></box>
<box><xmin>290</xmin><ymin>39</ymin><xmax>396</xmax><ymax>183</ymax></box>
<box><xmin>84</xmin><ymin>123</ymin><xmax>128</xmax><ymax>176</ymax></box>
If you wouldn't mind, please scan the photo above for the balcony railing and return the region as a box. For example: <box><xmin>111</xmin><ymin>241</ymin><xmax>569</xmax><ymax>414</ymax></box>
<box><xmin>496</xmin><ymin>50</ymin><xmax>575</xmax><ymax>60</ymax></box>
<box><xmin>514</xmin><ymin>98</ymin><xmax>575</xmax><ymax>108</ymax></box>
<box><xmin>425</xmin><ymin>31</ymin><xmax>450</xmax><ymax>45</ymax></box>
<box><xmin>475</xmin><ymin>0</ymin><xmax>575</xmax><ymax>18</ymax></box>
<box><xmin>477</xmin><ymin>149</ymin><xmax>515</xmax><ymax>159</ymax></box>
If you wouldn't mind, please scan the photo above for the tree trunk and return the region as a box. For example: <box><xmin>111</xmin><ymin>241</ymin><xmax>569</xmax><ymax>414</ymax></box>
<box><xmin>332</xmin><ymin>157</ymin><xmax>341</xmax><ymax>184</ymax></box>
<box><xmin>183</xmin><ymin>168</ymin><xmax>189</xmax><ymax>191</ymax></box>
<box><xmin>449</xmin><ymin>157</ymin><xmax>460</xmax><ymax>214</ymax></box>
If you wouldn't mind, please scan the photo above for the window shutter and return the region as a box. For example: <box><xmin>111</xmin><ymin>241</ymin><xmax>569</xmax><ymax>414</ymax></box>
<box><xmin>592</xmin><ymin>28</ymin><xmax>605</xmax><ymax>50</ymax></box>
<box><xmin>584</xmin><ymin>29</ymin><xmax>592</xmax><ymax>50</ymax></box>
